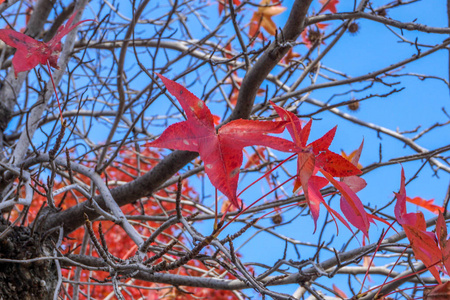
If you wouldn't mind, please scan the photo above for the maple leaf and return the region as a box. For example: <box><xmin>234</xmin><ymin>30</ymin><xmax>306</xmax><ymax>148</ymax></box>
<box><xmin>249</xmin><ymin>0</ymin><xmax>286</xmax><ymax>37</ymax></box>
<box><xmin>218</xmin><ymin>0</ymin><xmax>241</xmax><ymax>16</ymax></box>
<box><xmin>282</xmin><ymin>48</ymin><xmax>301</xmax><ymax>64</ymax></box>
<box><xmin>271</xmin><ymin>102</ymin><xmax>367</xmax><ymax>231</ymax></box>
<box><xmin>149</xmin><ymin>74</ymin><xmax>294</xmax><ymax>207</ymax></box>
<box><xmin>394</xmin><ymin>168</ymin><xmax>436</xmax><ymax>228</ymax></box>
<box><xmin>394</xmin><ymin>167</ymin><xmax>442</xmax><ymax>282</ymax></box>
<box><xmin>223</xmin><ymin>43</ymin><xmax>235</xmax><ymax>68</ymax></box>
<box><xmin>406</xmin><ymin>196</ymin><xmax>444</xmax><ymax>214</ymax></box>
<box><xmin>436</xmin><ymin>212</ymin><xmax>450</xmax><ymax>276</ymax></box>
<box><xmin>319</xmin><ymin>0</ymin><xmax>339</xmax><ymax>13</ymax></box>
<box><xmin>0</xmin><ymin>11</ymin><xmax>92</xmax><ymax>76</ymax></box>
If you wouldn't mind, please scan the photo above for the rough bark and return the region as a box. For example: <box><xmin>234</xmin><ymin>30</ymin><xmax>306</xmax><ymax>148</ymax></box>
<box><xmin>0</xmin><ymin>225</ymin><xmax>58</xmax><ymax>300</ymax></box>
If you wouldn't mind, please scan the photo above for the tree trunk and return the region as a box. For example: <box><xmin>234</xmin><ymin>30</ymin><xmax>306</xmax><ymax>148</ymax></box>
<box><xmin>0</xmin><ymin>224</ymin><xmax>58</xmax><ymax>300</ymax></box>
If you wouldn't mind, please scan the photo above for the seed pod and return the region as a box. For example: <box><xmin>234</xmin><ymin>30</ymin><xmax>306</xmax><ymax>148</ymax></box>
<box><xmin>307</xmin><ymin>29</ymin><xmax>323</xmax><ymax>45</ymax></box>
<box><xmin>377</xmin><ymin>8</ymin><xmax>387</xmax><ymax>17</ymax></box>
<box><xmin>348</xmin><ymin>22</ymin><xmax>360</xmax><ymax>34</ymax></box>
<box><xmin>271</xmin><ymin>214</ymin><xmax>283</xmax><ymax>225</ymax></box>
<box><xmin>348</xmin><ymin>100</ymin><xmax>360</xmax><ymax>111</ymax></box>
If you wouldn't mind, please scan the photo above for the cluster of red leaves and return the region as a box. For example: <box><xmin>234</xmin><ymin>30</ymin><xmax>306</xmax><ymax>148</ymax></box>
<box><xmin>13</xmin><ymin>146</ymin><xmax>238</xmax><ymax>299</ymax></box>
<box><xmin>270</xmin><ymin>103</ymin><xmax>385</xmax><ymax>235</ymax></box>
<box><xmin>0</xmin><ymin>11</ymin><xmax>92</xmax><ymax>76</ymax></box>
<box><xmin>149</xmin><ymin>75</ymin><xmax>379</xmax><ymax>236</ymax></box>
<box><xmin>394</xmin><ymin>168</ymin><xmax>450</xmax><ymax>297</ymax></box>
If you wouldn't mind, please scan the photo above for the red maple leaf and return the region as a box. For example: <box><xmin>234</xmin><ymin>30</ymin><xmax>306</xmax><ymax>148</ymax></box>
<box><xmin>394</xmin><ymin>167</ymin><xmax>442</xmax><ymax>282</ymax></box>
<box><xmin>0</xmin><ymin>11</ymin><xmax>92</xmax><ymax>76</ymax></box>
<box><xmin>271</xmin><ymin>102</ymin><xmax>368</xmax><ymax>232</ymax></box>
<box><xmin>319</xmin><ymin>0</ymin><xmax>339</xmax><ymax>14</ymax></box>
<box><xmin>149</xmin><ymin>74</ymin><xmax>293</xmax><ymax>207</ymax></box>
<box><xmin>436</xmin><ymin>212</ymin><xmax>450</xmax><ymax>276</ymax></box>
<box><xmin>218</xmin><ymin>0</ymin><xmax>241</xmax><ymax>16</ymax></box>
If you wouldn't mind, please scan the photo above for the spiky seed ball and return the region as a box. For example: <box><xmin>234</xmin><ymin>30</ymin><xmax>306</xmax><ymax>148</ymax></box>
<box><xmin>348</xmin><ymin>101</ymin><xmax>360</xmax><ymax>111</ymax></box>
<box><xmin>307</xmin><ymin>29</ymin><xmax>322</xmax><ymax>45</ymax></box>
<box><xmin>377</xmin><ymin>8</ymin><xmax>387</xmax><ymax>17</ymax></box>
<box><xmin>271</xmin><ymin>214</ymin><xmax>283</xmax><ymax>225</ymax></box>
<box><xmin>348</xmin><ymin>22</ymin><xmax>360</xmax><ymax>34</ymax></box>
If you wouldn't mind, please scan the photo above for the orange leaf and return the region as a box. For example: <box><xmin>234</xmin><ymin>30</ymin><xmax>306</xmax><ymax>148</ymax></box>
<box><xmin>212</xmin><ymin>114</ymin><xmax>221</xmax><ymax>126</ymax></box>
<box><xmin>283</xmin><ymin>48</ymin><xmax>301</xmax><ymax>64</ymax></box>
<box><xmin>406</xmin><ymin>196</ymin><xmax>444</xmax><ymax>214</ymax></box>
<box><xmin>250</xmin><ymin>0</ymin><xmax>286</xmax><ymax>37</ymax></box>
<box><xmin>244</xmin><ymin>147</ymin><xmax>266</xmax><ymax>169</ymax></box>
<box><xmin>332</xmin><ymin>284</ymin><xmax>348</xmax><ymax>299</ymax></box>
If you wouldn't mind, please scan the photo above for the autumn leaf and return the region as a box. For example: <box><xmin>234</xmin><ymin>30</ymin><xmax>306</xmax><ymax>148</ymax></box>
<box><xmin>149</xmin><ymin>74</ymin><xmax>294</xmax><ymax>207</ymax></box>
<box><xmin>244</xmin><ymin>147</ymin><xmax>266</xmax><ymax>169</ymax></box>
<box><xmin>283</xmin><ymin>48</ymin><xmax>301</xmax><ymax>64</ymax></box>
<box><xmin>271</xmin><ymin>102</ymin><xmax>361</xmax><ymax>183</ymax></box>
<box><xmin>212</xmin><ymin>114</ymin><xmax>221</xmax><ymax>126</ymax></box>
<box><xmin>436</xmin><ymin>212</ymin><xmax>450</xmax><ymax>276</ymax></box>
<box><xmin>271</xmin><ymin>102</ymin><xmax>366</xmax><ymax>232</ymax></box>
<box><xmin>332</xmin><ymin>284</ymin><xmax>348</xmax><ymax>299</ymax></box>
<box><xmin>394</xmin><ymin>168</ymin><xmax>434</xmax><ymax>228</ymax></box>
<box><xmin>0</xmin><ymin>10</ymin><xmax>93</xmax><ymax>76</ymax></box>
<box><xmin>424</xmin><ymin>282</ymin><xmax>450</xmax><ymax>300</ymax></box>
<box><xmin>323</xmin><ymin>171</ymin><xmax>373</xmax><ymax>236</ymax></box>
<box><xmin>406</xmin><ymin>196</ymin><xmax>444</xmax><ymax>214</ymax></box>
<box><xmin>218</xmin><ymin>0</ymin><xmax>241</xmax><ymax>16</ymax></box>
<box><xmin>319</xmin><ymin>0</ymin><xmax>339</xmax><ymax>14</ymax></box>
<box><xmin>341</xmin><ymin>145</ymin><xmax>364</xmax><ymax>170</ymax></box>
<box><xmin>341</xmin><ymin>140</ymin><xmax>367</xmax><ymax>193</ymax></box>
<box><xmin>249</xmin><ymin>0</ymin><xmax>287</xmax><ymax>38</ymax></box>
<box><xmin>394</xmin><ymin>167</ymin><xmax>442</xmax><ymax>282</ymax></box>
<box><xmin>223</xmin><ymin>43</ymin><xmax>236</xmax><ymax>72</ymax></box>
